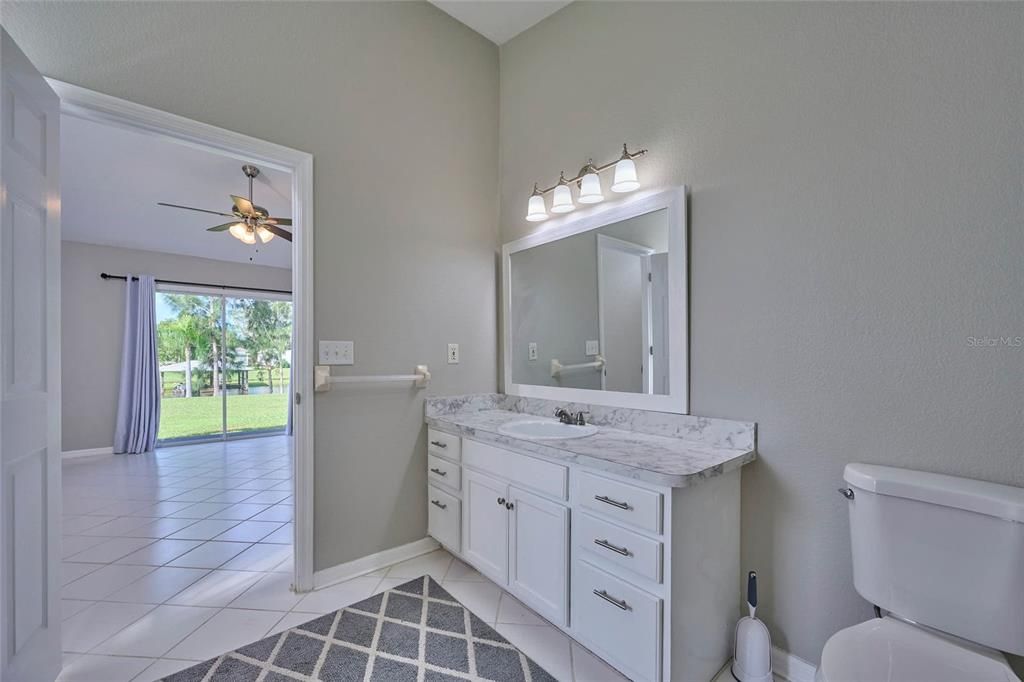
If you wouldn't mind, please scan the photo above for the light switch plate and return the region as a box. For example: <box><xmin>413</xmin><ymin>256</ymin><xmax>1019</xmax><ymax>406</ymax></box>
<box><xmin>528</xmin><ymin>342</ymin><xmax>538</xmax><ymax>361</ymax></box>
<box><xmin>447</xmin><ymin>343</ymin><xmax>459</xmax><ymax>364</ymax></box>
<box><xmin>319</xmin><ymin>340</ymin><xmax>354</xmax><ymax>365</ymax></box>
<box><xmin>586</xmin><ymin>340</ymin><xmax>600</xmax><ymax>356</ymax></box>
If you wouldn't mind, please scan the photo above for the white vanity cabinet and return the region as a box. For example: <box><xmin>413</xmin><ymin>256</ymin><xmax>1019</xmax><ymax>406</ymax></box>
<box><xmin>426</xmin><ymin>427</ymin><xmax>741</xmax><ymax>682</ymax></box>
<box><xmin>461</xmin><ymin>450</ymin><xmax>570</xmax><ymax>626</ymax></box>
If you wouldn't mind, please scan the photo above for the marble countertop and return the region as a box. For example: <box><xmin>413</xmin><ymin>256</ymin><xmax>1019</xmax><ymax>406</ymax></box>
<box><xmin>426</xmin><ymin>405</ymin><xmax>756</xmax><ymax>488</ymax></box>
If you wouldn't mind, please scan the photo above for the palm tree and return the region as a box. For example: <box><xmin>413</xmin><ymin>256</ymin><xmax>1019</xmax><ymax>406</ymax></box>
<box><xmin>164</xmin><ymin>294</ymin><xmax>224</xmax><ymax>395</ymax></box>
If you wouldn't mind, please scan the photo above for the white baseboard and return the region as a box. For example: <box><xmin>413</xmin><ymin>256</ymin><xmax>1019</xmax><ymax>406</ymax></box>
<box><xmin>772</xmin><ymin>646</ymin><xmax>817</xmax><ymax>682</ymax></box>
<box><xmin>62</xmin><ymin>446</ymin><xmax>114</xmax><ymax>460</ymax></box>
<box><xmin>311</xmin><ymin>537</ymin><xmax>440</xmax><ymax>591</ymax></box>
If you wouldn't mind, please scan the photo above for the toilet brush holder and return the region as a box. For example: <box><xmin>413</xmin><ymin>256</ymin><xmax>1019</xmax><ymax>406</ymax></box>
<box><xmin>732</xmin><ymin>571</ymin><xmax>773</xmax><ymax>682</ymax></box>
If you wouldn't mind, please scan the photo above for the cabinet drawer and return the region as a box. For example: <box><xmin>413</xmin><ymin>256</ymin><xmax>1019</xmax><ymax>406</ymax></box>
<box><xmin>577</xmin><ymin>471</ymin><xmax>663</xmax><ymax>534</ymax></box>
<box><xmin>463</xmin><ymin>439</ymin><xmax>567</xmax><ymax>501</ymax></box>
<box><xmin>428</xmin><ymin>428</ymin><xmax>461</xmax><ymax>461</ymax></box>
<box><xmin>573</xmin><ymin>559</ymin><xmax>662</xmax><ymax>682</ymax></box>
<box><xmin>428</xmin><ymin>485</ymin><xmax>460</xmax><ymax>553</ymax></box>
<box><xmin>428</xmin><ymin>454</ymin><xmax>461</xmax><ymax>491</ymax></box>
<box><xmin>576</xmin><ymin>512</ymin><xmax>662</xmax><ymax>583</ymax></box>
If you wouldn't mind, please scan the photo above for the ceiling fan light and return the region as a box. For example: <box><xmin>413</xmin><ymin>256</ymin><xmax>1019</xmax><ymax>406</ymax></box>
<box><xmin>228</xmin><ymin>223</ymin><xmax>249</xmax><ymax>241</ymax></box>
<box><xmin>230</xmin><ymin>223</ymin><xmax>257</xmax><ymax>245</ymax></box>
<box><xmin>256</xmin><ymin>226</ymin><xmax>275</xmax><ymax>243</ymax></box>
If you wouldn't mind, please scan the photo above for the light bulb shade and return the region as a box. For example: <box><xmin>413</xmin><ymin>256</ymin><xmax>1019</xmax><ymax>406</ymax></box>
<box><xmin>550</xmin><ymin>183</ymin><xmax>575</xmax><ymax>213</ymax></box>
<box><xmin>578</xmin><ymin>171</ymin><xmax>604</xmax><ymax>204</ymax></box>
<box><xmin>228</xmin><ymin>223</ymin><xmax>249</xmax><ymax>241</ymax></box>
<box><xmin>611</xmin><ymin>158</ymin><xmax>640</xmax><ymax>193</ymax></box>
<box><xmin>526</xmin><ymin>193</ymin><xmax>548</xmax><ymax>222</ymax></box>
<box><xmin>256</xmin><ymin>226</ymin><xmax>275</xmax><ymax>243</ymax></box>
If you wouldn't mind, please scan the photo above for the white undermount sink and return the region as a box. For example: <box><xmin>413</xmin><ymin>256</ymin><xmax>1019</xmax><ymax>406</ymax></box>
<box><xmin>497</xmin><ymin>418</ymin><xmax>598</xmax><ymax>440</ymax></box>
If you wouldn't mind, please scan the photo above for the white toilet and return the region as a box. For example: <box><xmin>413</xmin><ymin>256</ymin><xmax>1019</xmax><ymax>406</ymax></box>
<box><xmin>818</xmin><ymin>463</ymin><xmax>1024</xmax><ymax>682</ymax></box>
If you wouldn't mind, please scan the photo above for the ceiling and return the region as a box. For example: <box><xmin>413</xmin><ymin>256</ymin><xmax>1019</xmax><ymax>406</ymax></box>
<box><xmin>430</xmin><ymin>1</ymin><xmax>571</xmax><ymax>45</ymax></box>
<box><xmin>61</xmin><ymin>115</ymin><xmax>293</xmax><ymax>268</ymax></box>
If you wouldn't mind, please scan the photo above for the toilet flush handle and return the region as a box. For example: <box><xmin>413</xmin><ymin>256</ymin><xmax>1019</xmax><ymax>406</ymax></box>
<box><xmin>838</xmin><ymin>487</ymin><xmax>855</xmax><ymax>500</ymax></box>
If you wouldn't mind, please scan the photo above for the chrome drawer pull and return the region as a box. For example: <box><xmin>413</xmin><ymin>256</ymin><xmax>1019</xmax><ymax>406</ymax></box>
<box><xmin>430</xmin><ymin>440</ymin><xmax>448</xmax><ymax>449</ymax></box>
<box><xmin>429</xmin><ymin>467</ymin><xmax>447</xmax><ymax>476</ymax></box>
<box><xmin>430</xmin><ymin>500</ymin><xmax>447</xmax><ymax>510</ymax></box>
<box><xmin>594</xmin><ymin>494</ymin><xmax>631</xmax><ymax>510</ymax></box>
<box><xmin>594</xmin><ymin>538</ymin><xmax>631</xmax><ymax>557</ymax></box>
<box><xmin>593</xmin><ymin>589</ymin><xmax>630</xmax><ymax>611</ymax></box>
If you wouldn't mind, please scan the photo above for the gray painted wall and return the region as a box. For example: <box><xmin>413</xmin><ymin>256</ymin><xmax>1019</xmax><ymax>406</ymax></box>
<box><xmin>6</xmin><ymin>1</ymin><xmax>500</xmax><ymax>571</ymax></box>
<box><xmin>61</xmin><ymin>241</ymin><xmax>291</xmax><ymax>452</ymax></box>
<box><xmin>499</xmin><ymin>1</ymin><xmax>1024</xmax><ymax>668</ymax></box>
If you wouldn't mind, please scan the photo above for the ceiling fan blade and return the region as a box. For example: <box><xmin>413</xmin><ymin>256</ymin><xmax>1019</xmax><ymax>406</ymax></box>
<box><xmin>262</xmin><ymin>223</ymin><xmax>293</xmax><ymax>242</ymax></box>
<box><xmin>266</xmin><ymin>217</ymin><xmax>292</xmax><ymax>226</ymax></box>
<box><xmin>207</xmin><ymin>222</ymin><xmax>238</xmax><ymax>232</ymax></box>
<box><xmin>231</xmin><ymin>195</ymin><xmax>257</xmax><ymax>217</ymax></box>
<box><xmin>158</xmin><ymin>202</ymin><xmax>235</xmax><ymax>217</ymax></box>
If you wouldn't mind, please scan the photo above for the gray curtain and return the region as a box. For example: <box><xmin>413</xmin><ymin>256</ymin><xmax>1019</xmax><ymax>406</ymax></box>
<box><xmin>113</xmin><ymin>274</ymin><xmax>161</xmax><ymax>454</ymax></box>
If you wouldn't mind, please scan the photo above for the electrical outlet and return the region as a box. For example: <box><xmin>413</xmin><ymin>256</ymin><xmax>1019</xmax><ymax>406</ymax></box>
<box><xmin>319</xmin><ymin>340</ymin><xmax>354</xmax><ymax>365</ymax></box>
<box><xmin>528</xmin><ymin>342</ymin><xmax>538</xmax><ymax>361</ymax></box>
<box><xmin>447</xmin><ymin>343</ymin><xmax>460</xmax><ymax>364</ymax></box>
<box><xmin>586</xmin><ymin>340</ymin><xmax>600</xmax><ymax>356</ymax></box>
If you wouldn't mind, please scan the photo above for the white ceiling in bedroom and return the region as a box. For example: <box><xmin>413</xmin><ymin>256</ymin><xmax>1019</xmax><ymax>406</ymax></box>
<box><xmin>430</xmin><ymin>1</ymin><xmax>571</xmax><ymax>45</ymax></box>
<box><xmin>61</xmin><ymin>115</ymin><xmax>293</xmax><ymax>269</ymax></box>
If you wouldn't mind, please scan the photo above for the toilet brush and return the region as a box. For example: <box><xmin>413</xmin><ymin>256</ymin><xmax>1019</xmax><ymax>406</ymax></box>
<box><xmin>732</xmin><ymin>571</ymin><xmax>773</xmax><ymax>682</ymax></box>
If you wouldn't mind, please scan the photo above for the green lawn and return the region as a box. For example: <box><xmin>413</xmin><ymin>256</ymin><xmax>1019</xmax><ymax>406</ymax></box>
<box><xmin>159</xmin><ymin>393</ymin><xmax>288</xmax><ymax>441</ymax></box>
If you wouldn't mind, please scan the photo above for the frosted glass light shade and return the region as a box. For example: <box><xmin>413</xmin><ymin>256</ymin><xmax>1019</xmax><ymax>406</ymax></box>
<box><xmin>551</xmin><ymin>183</ymin><xmax>575</xmax><ymax>213</ymax></box>
<box><xmin>611</xmin><ymin>157</ymin><xmax>640</xmax><ymax>193</ymax></box>
<box><xmin>229</xmin><ymin>223</ymin><xmax>253</xmax><ymax>243</ymax></box>
<box><xmin>578</xmin><ymin>171</ymin><xmax>604</xmax><ymax>204</ymax></box>
<box><xmin>256</xmin><ymin>226</ymin><xmax>275</xmax><ymax>243</ymax></box>
<box><xmin>526</xmin><ymin>193</ymin><xmax>548</xmax><ymax>222</ymax></box>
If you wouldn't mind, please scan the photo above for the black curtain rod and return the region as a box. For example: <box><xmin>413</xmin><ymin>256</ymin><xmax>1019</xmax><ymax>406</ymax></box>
<box><xmin>100</xmin><ymin>272</ymin><xmax>291</xmax><ymax>296</ymax></box>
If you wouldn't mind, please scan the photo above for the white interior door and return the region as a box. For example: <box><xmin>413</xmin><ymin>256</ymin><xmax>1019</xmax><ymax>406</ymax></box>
<box><xmin>649</xmin><ymin>253</ymin><xmax>670</xmax><ymax>395</ymax></box>
<box><xmin>597</xmin><ymin>235</ymin><xmax>654</xmax><ymax>393</ymax></box>
<box><xmin>0</xmin><ymin>29</ymin><xmax>62</xmax><ymax>682</ymax></box>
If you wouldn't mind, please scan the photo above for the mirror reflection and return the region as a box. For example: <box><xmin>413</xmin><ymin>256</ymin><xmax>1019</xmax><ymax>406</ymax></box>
<box><xmin>509</xmin><ymin>208</ymin><xmax>670</xmax><ymax>395</ymax></box>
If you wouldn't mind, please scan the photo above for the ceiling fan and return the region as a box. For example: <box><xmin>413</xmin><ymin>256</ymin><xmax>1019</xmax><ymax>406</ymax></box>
<box><xmin>158</xmin><ymin>164</ymin><xmax>292</xmax><ymax>244</ymax></box>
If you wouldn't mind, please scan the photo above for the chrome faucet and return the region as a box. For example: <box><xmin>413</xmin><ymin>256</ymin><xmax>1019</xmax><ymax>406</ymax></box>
<box><xmin>554</xmin><ymin>407</ymin><xmax>574</xmax><ymax>424</ymax></box>
<box><xmin>554</xmin><ymin>408</ymin><xmax>588</xmax><ymax>426</ymax></box>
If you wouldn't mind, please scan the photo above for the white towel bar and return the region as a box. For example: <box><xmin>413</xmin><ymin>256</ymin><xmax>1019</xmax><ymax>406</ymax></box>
<box><xmin>550</xmin><ymin>355</ymin><xmax>605</xmax><ymax>378</ymax></box>
<box><xmin>314</xmin><ymin>364</ymin><xmax>431</xmax><ymax>392</ymax></box>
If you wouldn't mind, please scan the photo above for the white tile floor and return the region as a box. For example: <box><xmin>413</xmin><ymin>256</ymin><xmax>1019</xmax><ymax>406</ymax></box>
<box><xmin>58</xmin><ymin>436</ymin><xmax>633</xmax><ymax>681</ymax></box>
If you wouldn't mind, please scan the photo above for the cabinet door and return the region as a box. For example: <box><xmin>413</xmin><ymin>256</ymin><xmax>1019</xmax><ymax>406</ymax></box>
<box><xmin>463</xmin><ymin>469</ymin><xmax>509</xmax><ymax>584</ymax></box>
<box><xmin>508</xmin><ymin>485</ymin><xmax>569</xmax><ymax>625</ymax></box>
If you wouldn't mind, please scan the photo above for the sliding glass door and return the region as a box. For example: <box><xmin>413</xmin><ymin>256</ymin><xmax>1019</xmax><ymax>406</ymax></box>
<box><xmin>156</xmin><ymin>287</ymin><xmax>292</xmax><ymax>444</ymax></box>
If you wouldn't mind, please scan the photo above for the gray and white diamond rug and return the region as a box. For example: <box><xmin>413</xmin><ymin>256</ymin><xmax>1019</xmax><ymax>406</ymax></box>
<box><xmin>162</xmin><ymin>575</ymin><xmax>558</xmax><ymax>682</ymax></box>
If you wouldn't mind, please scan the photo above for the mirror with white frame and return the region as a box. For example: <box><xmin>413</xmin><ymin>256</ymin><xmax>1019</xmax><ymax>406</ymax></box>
<box><xmin>503</xmin><ymin>187</ymin><xmax>688</xmax><ymax>413</ymax></box>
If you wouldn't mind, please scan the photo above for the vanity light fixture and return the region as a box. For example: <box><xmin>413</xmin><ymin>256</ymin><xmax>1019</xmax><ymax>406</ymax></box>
<box><xmin>550</xmin><ymin>172</ymin><xmax>576</xmax><ymax>214</ymax></box>
<box><xmin>611</xmin><ymin>144</ymin><xmax>641</xmax><ymax>193</ymax></box>
<box><xmin>524</xmin><ymin>143</ymin><xmax>647</xmax><ymax>221</ymax></box>
<box><xmin>526</xmin><ymin>184</ymin><xmax>549</xmax><ymax>222</ymax></box>
<box><xmin>577</xmin><ymin>160</ymin><xmax>604</xmax><ymax>204</ymax></box>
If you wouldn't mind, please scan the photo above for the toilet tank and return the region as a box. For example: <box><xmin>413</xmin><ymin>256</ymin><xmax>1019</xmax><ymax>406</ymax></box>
<box><xmin>843</xmin><ymin>463</ymin><xmax>1024</xmax><ymax>655</ymax></box>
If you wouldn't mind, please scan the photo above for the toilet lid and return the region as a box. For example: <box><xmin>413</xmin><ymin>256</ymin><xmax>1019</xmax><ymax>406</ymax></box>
<box><xmin>818</xmin><ymin>617</ymin><xmax>1019</xmax><ymax>682</ymax></box>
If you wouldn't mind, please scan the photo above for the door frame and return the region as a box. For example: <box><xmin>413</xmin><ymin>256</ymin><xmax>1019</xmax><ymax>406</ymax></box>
<box><xmin>47</xmin><ymin>80</ymin><xmax>317</xmax><ymax>592</ymax></box>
